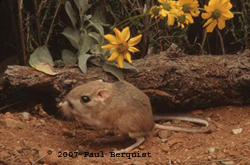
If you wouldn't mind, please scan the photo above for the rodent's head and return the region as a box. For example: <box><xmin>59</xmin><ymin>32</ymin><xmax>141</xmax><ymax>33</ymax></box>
<box><xmin>59</xmin><ymin>80</ymin><xmax>112</xmax><ymax>126</ymax></box>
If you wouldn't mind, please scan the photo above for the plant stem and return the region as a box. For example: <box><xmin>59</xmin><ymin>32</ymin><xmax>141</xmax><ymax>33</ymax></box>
<box><xmin>201</xmin><ymin>29</ymin><xmax>207</xmax><ymax>55</ymax></box>
<box><xmin>216</xmin><ymin>28</ymin><xmax>225</xmax><ymax>55</ymax></box>
<box><xmin>45</xmin><ymin>0</ymin><xmax>62</xmax><ymax>45</ymax></box>
<box><xmin>17</xmin><ymin>0</ymin><xmax>27</xmax><ymax>65</ymax></box>
<box><xmin>32</xmin><ymin>0</ymin><xmax>42</xmax><ymax>46</ymax></box>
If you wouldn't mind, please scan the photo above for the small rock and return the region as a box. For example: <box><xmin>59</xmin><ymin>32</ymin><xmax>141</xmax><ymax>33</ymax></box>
<box><xmin>104</xmin><ymin>130</ymin><xmax>115</xmax><ymax>136</ymax></box>
<box><xmin>158</xmin><ymin>130</ymin><xmax>172</xmax><ymax>139</ymax></box>
<box><xmin>62</xmin><ymin>128</ymin><xmax>75</xmax><ymax>137</ymax></box>
<box><xmin>3</xmin><ymin>118</ymin><xmax>24</xmax><ymax>129</ymax></box>
<box><xmin>63</xmin><ymin>79</ymin><xmax>77</xmax><ymax>85</ymax></box>
<box><xmin>161</xmin><ymin>139</ymin><xmax>168</xmax><ymax>143</ymax></box>
<box><xmin>176</xmin><ymin>159</ymin><xmax>181</xmax><ymax>164</ymax></box>
<box><xmin>34</xmin><ymin>104</ymin><xmax>48</xmax><ymax>117</ymax></box>
<box><xmin>206</xmin><ymin>147</ymin><xmax>216</xmax><ymax>154</ymax></box>
<box><xmin>21</xmin><ymin>112</ymin><xmax>30</xmax><ymax>121</ymax></box>
<box><xmin>4</xmin><ymin>112</ymin><xmax>13</xmax><ymax>118</ymax></box>
<box><xmin>172</xmin><ymin>120</ymin><xmax>181</xmax><ymax>124</ymax></box>
<box><xmin>138</xmin><ymin>145</ymin><xmax>145</xmax><ymax>150</ymax></box>
<box><xmin>38</xmin><ymin>147</ymin><xmax>60</xmax><ymax>165</ymax></box>
<box><xmin>191</xmin><ymin>110</ymin><xmax>204</xmax><ymax>115</ymax></box>
<box><xmin>232</xmin><ymin>128</ymin><xmax>243</xmax><ymax>135</ymax></box>
<box><xmin>221</xmin><ymin>160</ymin><xmax>235</xmax><ymax>165</ymax></box>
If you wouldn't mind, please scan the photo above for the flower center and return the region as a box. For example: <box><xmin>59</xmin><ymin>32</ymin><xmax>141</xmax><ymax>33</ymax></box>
<box><xmin>178</xmin><ymin>15</ymin><xmax>186</xmax><ymax>23</ymax></box>
<box><xmin>162</xmin><ymin>2</ymin><xmax>171</xmax><ymax>11</ymax></box>
<box><xmin>182</xmin><ymin>4</ymin><xmax>191</xmax><ymax>13</ymax></box>
<box><xmin>152</xmin><ymin>6</ymin><xmax>160</xmax><ymax>16</ymax></box>
<box><xmin>212</xmin><ymin>9</ymin><xmax>221</xmax><ymax>19</ymax></box>
<box><xmin>117</xmin><ymin>44</ymin><xmax>127</xmax><ymax>54</ymax></box>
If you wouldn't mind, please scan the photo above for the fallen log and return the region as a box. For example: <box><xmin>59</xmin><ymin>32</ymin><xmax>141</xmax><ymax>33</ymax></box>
<box><xmin>3</xmin><ymin>49</ymin><xmax>250</xmax><ymax>111</ymax></box>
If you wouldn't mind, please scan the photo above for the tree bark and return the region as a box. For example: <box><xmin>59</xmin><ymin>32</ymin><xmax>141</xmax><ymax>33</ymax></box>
<box><xmin>3</xmin><ymin>49</ymin><xmax>250</xmax><ymax>111</ymax></box>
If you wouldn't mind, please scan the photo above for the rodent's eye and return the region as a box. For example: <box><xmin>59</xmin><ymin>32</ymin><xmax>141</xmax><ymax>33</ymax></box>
<box><xmin>81</xmin><ymin>96</ymin><xmax>91</xmax><ymax>103</ymax></box>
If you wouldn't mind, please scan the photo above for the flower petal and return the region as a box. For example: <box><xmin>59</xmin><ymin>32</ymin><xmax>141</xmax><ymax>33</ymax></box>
<box><xmin>128</xmin><ymin>34</ymin><xmax>142</xmax><ymax>47</ymax></box>
<box><xmin>203</xmin><ymin>18</ymin><xmax>213</xmax><ymax>27</ymax></box>
<box><xmin>103</xmin><ymin>34</ymin><xmax>119</xmax><ymax>44</ymax></box>
<box><xmin>107</xmin><ymin>51</ymin><xmax>119</xmax><ymax>61</ymax></box>
<box><xmin>122</xmin><ymin>27</ymin><xmax>130</xmax><ymax>42</ymax></box>
<box><xmin>206</xmin><ymin>19</ymin><xmax>217</xmax><ymax>33</ymax></box>
<box><xmin>221</xmin><ymin>11</ymin><xmax>234</xmax><ymax>19</ymax></box>
<box><xmin>124</xmin><ymin>52</ymin><xmax>132</xmax><ymax>63</ymax></box>
<box><xmin>186</xmin><ymin>14</ymin><xmax>194</xmax><ymax>24</ymax></box>
<box><xmin>113</xmin><ymin>28</ymin><xmax>123</xmax><ymax>43</ymax></box>
<box><xmin>167</xmin><ymin>14</ymin><xmax>175</xmax><ymax>26</ymax></box>
<box><xmin>202</xmin><ymin>13</ymin><xmax>212</xmax><ymax>19</ymax></box>
<box><xmin>204</xmin><ymin>5</ymin><xmax>214</xmax><ymax>13</ymax></box>
<box><xmin>101</xmin><ymin>44</ymin><xmax>116</xmax><ymax>50</ymax></box>
<box><xmin>117</xmin><ymin>54</ymin><xmax>124</xmax><ymax>68</ymax></box>
<box><xmin>218</xmin><ymin>18</ymin><xmax>225</xmax><ymax>29</ymax></box>
<box><xmin>190</xmin><ymin>9</ymin><xmax>200</xmax><ymax>17</ymax></box>
<box><xmin>128</xmin><ymin>46</ymin><xmax>140</xmax><ymax>52</ymax></box>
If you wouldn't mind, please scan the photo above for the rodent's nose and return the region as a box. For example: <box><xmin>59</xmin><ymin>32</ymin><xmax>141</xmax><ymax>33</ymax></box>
<box><xmin>58</xmin><ymin>100</ymin><xmax>67</xmax><ymax>108</ymax></box>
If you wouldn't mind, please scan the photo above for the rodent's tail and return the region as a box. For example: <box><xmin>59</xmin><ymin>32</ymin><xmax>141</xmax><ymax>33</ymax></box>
<box><xmin>154</xmin><ymin>115</ymin><xmax>211</xmax><ymax>133</ymax></box>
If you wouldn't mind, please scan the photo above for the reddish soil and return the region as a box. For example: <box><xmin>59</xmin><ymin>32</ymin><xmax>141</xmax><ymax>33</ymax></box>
<box><xmin>0</xmin><ymin>105</ymin><xmax>250</xmax><ymax>165</ymax></box>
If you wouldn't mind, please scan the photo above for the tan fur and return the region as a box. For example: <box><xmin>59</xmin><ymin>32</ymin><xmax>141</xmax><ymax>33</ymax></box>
<box><xmin>59</xmin><ymin>80</ymin><xmax>210</xmax><ymax>153</ymax></box>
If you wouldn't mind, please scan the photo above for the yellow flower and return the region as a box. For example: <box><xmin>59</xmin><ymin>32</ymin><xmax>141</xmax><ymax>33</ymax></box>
<box><xmin>177</xmin><ymin>11</ymin><xmax>191</xmax><ymax>29</ymax></box>
<box><xmin>202</xmin><ymin>0</ymin><xmax>234</xmax><ymax>33</ymax></box>
<box><xmin>158</xmin><ymin>0</ymin><xmax>179</xmax><ymax>26</ymax></box>
<box><xmin>177</xmin><ymin>0</ymin><xmax>200</xmax><ymax>17</ymax></box>
<box><xmin>177</xmin><ymin>0</ymin><xmax>200</xmax><ymax>25</ymax></box>
<box><xmin>101</xmin><ymin>27</ymin><xmax>142</xmax><ymax>68</ymax></box>
<box><xmin>150</xmin><ymin>5</ymin><xmax>161</xmax><ymax>19</ymax></box>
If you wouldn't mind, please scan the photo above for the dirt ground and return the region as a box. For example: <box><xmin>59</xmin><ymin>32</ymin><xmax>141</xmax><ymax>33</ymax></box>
<box><xmin>0</xmin><ymin>105</ymin><xmax>250</xmax><ymax>165</ymax></box>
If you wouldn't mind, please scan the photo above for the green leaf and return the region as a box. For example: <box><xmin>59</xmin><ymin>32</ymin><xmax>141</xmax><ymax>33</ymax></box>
<box><xmin>74</xmin><ymin>0</ymin><xmax>91</xmax><ymax>16</ymax></box>
<box><xmin>102</xmin><ymin>63</ymin><xmax>124</xmax><ymax>80</ymax></box>
<box><xmin>90</xmin><ymin>44</ymin><xmax>103</xmax><ymax>55</ymax></box>
<box><xmin>62</xmin><ymin>49</ymin><xmax>77</xmax><ymax>65</ymax></box>
<box><xmin>88</xmin><ymin>20</ymin><xmax>104</xmax><ymax>35</ymax></box>
<box><xmin>78</xmin><ymin>32</ymin><xmax>95</xmax><ymax>55</ymax></box>
<box><xmin>89</xmin><ymin>32</ymin><xmax>103</xmax><ymax>44</ymax></box>
<box><xmin>62</xmin><ymin>27</ymin><xmax>80</xmax><ymax>49</ymax></box>
<box><xmin>78</xmin><ymin>54</ymin><xmax>93</xmax><ymax>74</ymax></box>
<box><xmin>29</xmin><ymin>45</ymin><xmax>57</xmax><ymax>75</ymax></box>
<box><xmin>123</xmin><ymin>62</ymin><xmax>139</xmax><ymax>72</ymax></box>
<box><xmin>90</xmin><ymin>57</ymin><xmax>102</xmax><ymax>67</ymax></box>
<box><xmin>91</xmin><ymin>6</ymin><xmax>109</xmax><ymax>27</ymax></box>
<box><xmin>65</xmin><ymin>1</ymin><xmax>77</xmax><ymax>28</ymax></box>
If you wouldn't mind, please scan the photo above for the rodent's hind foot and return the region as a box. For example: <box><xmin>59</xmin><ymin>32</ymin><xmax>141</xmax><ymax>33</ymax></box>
<box><xmin>113</xmin><ymin>137</ymin><xmax>145</xmax><ymax>153</ymax></box>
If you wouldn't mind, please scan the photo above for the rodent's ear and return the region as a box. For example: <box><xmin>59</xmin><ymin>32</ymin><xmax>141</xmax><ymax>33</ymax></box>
<box><xmin>96</xmin><ymin>89</ymin><xmax>110</xmax><ymax>101</ymax></box>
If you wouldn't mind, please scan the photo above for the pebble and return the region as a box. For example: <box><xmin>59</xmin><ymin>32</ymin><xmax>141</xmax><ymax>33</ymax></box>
<box><xmin>232</xmin><ymin>128</ymin><xmax>243</xmax><ymax>135</ymax></box>
<box><xmin>4</xmin><ymin>112</ymin><xmax>13</xmax><ymax>118</ymax></box>
<box><xmin>221</xmin><ymin>160</ymin><xmax>235</xmax><ymax>165</ymax></box>
<box><xmin>206</xmin><ymin>147</ymin><xmax>216</xmax><ymax>154</ymax></box>
<box><xmin>172</xmin><ymin>120</ymin><xmax>181</xmax><ymax>124</ymax></box>
<box><xmin>21</xmin><ymin>112</ymin><xmax>30</xmax><ymax>121</ymax></box>
<box><xmin>62</xmin><ymin>128</ymin><xmax>75</xmax><ymax>137</ymax></box>
<box><xmin>3</xmin><ymin>118</ymin><xmax>25</xmax><ymax>129</ymax></box>
<box><xmin>158</xmin><ymin>130</ymin><xmax>172</xmax><ymax>139</ymax></box>
<box><xmin>38</xmin><ymin>147</ymin><xmax>61</xmax><ymax>165</ymax></box>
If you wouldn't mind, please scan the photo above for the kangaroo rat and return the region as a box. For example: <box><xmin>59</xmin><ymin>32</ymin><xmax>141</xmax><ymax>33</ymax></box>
<box><xmin>59</xmin><ymin>80</ymin><xmax>210</xmax><ymax>153</ymax></box>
